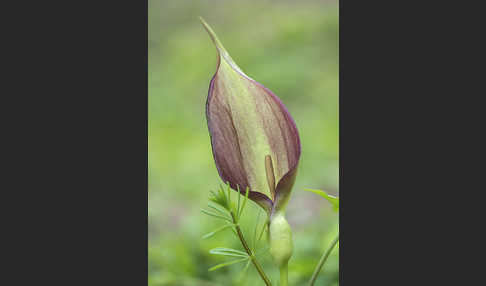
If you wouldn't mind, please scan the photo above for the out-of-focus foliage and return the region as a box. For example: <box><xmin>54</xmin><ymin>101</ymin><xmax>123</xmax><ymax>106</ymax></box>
<box><xmin>149</xmin><ymin>0</ymin><xmax>339</xmax><ymax>285</ymax></box>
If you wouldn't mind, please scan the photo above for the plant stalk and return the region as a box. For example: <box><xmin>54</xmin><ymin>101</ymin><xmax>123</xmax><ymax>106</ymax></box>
<box><xmin>308</xmin><ymin>233</ymin><xmax>339</xmax><ymax>286</ymax></box>
<box><xmin>231</xmin><ymin>212</ymin><xmax>272</xmax><ymax>286</ymax></box>
<box><xmin>279</xmin><ymin>263</ymin><xmax>289</xmax><ymax>286</ymax></box>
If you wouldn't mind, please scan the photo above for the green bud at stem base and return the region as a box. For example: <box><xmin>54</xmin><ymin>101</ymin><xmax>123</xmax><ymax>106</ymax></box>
<box><xmin>269</xmin><ymin>212</ymin><xmax>293</xmax><ymax>270</ymax></box>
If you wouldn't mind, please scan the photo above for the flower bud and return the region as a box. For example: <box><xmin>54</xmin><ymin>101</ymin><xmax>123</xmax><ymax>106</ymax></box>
<box><xmin>200</xmin><ymin>18</ymin><xmax>301</xmax><ymax>215</ymax></box>
<box><xmin>269</xmin><ymin>212</ymin><xmax>293</xmax><ymax>268</ymax></box>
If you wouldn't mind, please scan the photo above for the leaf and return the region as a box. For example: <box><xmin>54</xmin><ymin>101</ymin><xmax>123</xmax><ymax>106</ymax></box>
<box><xmin>208</xmin><ymin>202</ymin><xmax>230</xmax><ymax>218</ymax></box>
<box><xmin>208</xmin><ymin>257</ymin><xmax>249</xmax><ymax>271</ymax></box>
<box><xmin>256</xmin><ymin>219</ymin><xmax>268</xmax><ymax>247</ymax></box>
<box><xmin>225</xmin><ymin>183</ymin><xmax>231</xmax><ymax>211</ymax></box>
<box><xmin>237</xmin><ymin>184</ymin><xmax>241</xmax><ymax>219</ymax></box>
<box><xmin>209</xmin><ymin>247</ymin><xmax>249</xmax><ymax>258</ymax></box>
<box><xmin>252</xmin><ymin>209</ymin><xmax>262</xmax><ymax>250</ymax></box>
<box><xmin>243</xmin><ymin>259</ymin><xmax>251</xmax><ymax>272</ymax></box>
<box><xmin>304</xmin><ymin>189</ymin><xmax>339</xmax><ymax>212</ymax></box>
<box><xmin>201</xmin><ymin>209</ymin><xmax>232</xmax><ymax>221</ymax></box>
<box><xmin>236</xmin><ymin>259</ymin><xmax>252</xmax><ymax>282</ymax></box>
<box><xmin>209</xmin><ymin>185</ymin><xmax>230</xmax><ymax>210</ymax></box>
<box><xmin>202</xmin><ymin>224</ymin><xmax>235</xmax><ymax>239</ymax></box>
<box><xmin>238</xmin><ymin>186</ymin><xmax>250</xmax><ymax>220</ymax></box>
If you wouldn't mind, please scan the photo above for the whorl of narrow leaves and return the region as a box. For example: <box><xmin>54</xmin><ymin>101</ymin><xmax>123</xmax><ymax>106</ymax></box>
<box><xmin>202</xmin><ymin>184</ymin><xmax>269</xmax><ymax>281</ymax></box>
<box><xmin>204</xmin><ymin>183</ymin><xmax>249</xmax><ymax>224</ymax></box>
<box><xmin>200</xmin><ymin>17</ymin><xmax>301</xmax><ymax>215</ymax></box>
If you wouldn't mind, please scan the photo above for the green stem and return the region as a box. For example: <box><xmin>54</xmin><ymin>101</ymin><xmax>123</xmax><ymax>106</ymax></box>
<box><xmin>308</xmin><ymin>233</ymin><xmax>339</xmax><ymax>286</ymax></box>
<box><xmin>231</xmin><ymin>212</ymin><xmax>272</xmax><ymax>286</ymax></box>
<box><xmin>279</xmin><ymin>263</ymin><xmax>288</xmax><ymax>286</ymax></box>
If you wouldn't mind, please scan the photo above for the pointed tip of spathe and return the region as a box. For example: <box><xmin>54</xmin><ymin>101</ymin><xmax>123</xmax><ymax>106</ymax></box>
<box><xmin>198</xmin><ymin>17</ymin><xmax>229</xmax><ymax>58</ymax></box>
<box><xmin>198</xmin><ymin>17</ymin><xmax>217</xmax><ymax>44</ymax></box>
<box><xmin>198</xmin><ymin>16</ymin><xmax>206</xmax><ymax>26</ymax></box>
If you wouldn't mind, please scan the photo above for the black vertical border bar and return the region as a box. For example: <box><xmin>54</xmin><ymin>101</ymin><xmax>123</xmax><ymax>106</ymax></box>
<box><xmin>339</xmin><ymin>0</ymin><xmax>455</xmax><ymax>284</ymax></box>
<box><xmin>6</xmin><ymin>0</ymin><xmax>146</xmax><ymax>284</ymax></box>
<box><xmin>340</xmin><ymin>0</ymin><xmax>389</xmax><ymax>284</ymax></box>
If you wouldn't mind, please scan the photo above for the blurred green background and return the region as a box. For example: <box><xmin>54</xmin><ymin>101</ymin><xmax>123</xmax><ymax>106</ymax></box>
<box><xmin>149</xmin><ymin>0</ymin><xmax>338</xmax><ymax>285</ymax></box>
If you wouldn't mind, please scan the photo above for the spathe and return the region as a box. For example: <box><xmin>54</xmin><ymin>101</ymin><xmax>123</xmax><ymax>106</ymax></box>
<box><xmin>201</xmin><ymin>18</ymin><xmax>301</xmax><ymax>215</ymax></box>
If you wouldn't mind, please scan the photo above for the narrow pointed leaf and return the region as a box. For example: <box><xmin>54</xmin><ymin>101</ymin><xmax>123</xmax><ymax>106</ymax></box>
<box><xmin>208</xmin><ymin>257</ymin><xmax>249</xmax><ymax>272</ymax></box>
<box><xmin>256</xmin><ymin>219</ymin><xmax>268</xmax><ymax>247</ymax></box>
<box><xmin>207</xmin><ymin>203</ymin><xmax>228</xmax><ymax>216</ymax></box>
<box><xmin>210</xmin><ymin>247</ymin><xmax>249</xmax><ymax>255</ymax></box>
<box><xmin>210</xmin><ymin>247</ymin><xmax>249</xmax><ymax>258</ymax></box>
<box><xmin>238</xmin><ymin>187</ymin><xmax>249</xmax><ymax>219</ymax></box>
<box><xmin>237</xmin><ymin>184</ymin><xmax>241</xmax><ymax>217</ymax></box>
<box><xmin>200</xmin><ymin>18</ymin><xmax>301</xmax><ymax>214</ymax></box>
<box><xmin>242</xmin><ymin>259</ymin><xmax>251</xmax><ymax>273</ymax></box>
<box><xmin>252</xmin><ymin>210</ymin><xmax>262</xmax><ymax>249</ymax></box>
<box><xmin>202</xmin><ymin>224</ymin><xmax>235</xmax><ymax>239</ymax></box>
<box><xmin>201</xmin><ymin>209</ymin><xmax>232</xmax><ymax>221</ymax></box>
<box><xmin>209</xmin><ymin>190</ymin><xmax>227</xmax><ymax>210</ymax></box>
<box><xmin>304</xmin><ymin>189</ymin><xmax>339</xmax><ymax>212</ymax></box>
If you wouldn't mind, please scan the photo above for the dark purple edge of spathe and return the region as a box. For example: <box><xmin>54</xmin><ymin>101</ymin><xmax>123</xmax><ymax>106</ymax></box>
<box><xmin>205</xmin><ymin>53</ymin><xmax>274</xmax><ymax>214</ymax></box>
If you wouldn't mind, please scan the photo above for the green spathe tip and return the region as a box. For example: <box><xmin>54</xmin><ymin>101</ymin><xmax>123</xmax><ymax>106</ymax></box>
<box><xmin>199</xmin><ymin>17</ymin><xmax>246</xmax><ymax>76</ymax></box>
<box><xmin>199</xmin><ymin>17</ymin><xmax>223</xmax><ymax>52</ymax></box>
